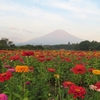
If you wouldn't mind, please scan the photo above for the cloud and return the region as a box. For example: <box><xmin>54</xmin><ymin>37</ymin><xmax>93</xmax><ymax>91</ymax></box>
<box><xmin>37</xmin><ymin>0</ymin><xmax>100</xmax><ymax>19</ymax></box>
<box><xmin>22</xmin><ymin>29</ymin><xmax>33</xmax><ymax>33</ymax></box>
<box><xmin>8</xmin><ymin>27</ymin><xmax>34</xmax><ymax>33</ymax></box>
<box><xmin>8</xmin><ymin>27</ymin><xmax>20</xmax><ymax>31</ymax></box>
<box><xmin>0</xmin><ymin>0</ymin><xmax>100</xmax><ymax>42</ymax></box>
<box><xmin>0</xmin><ymin>1</ymin><xmax>42</xmax><ymax>18</ymax></box>
<box><xmin>0</xmin><ymin>26</ymin><xmax>25</xmax><ymax>42</ymax></box>
<box><xmin>51</xmin><ymin>0</ymin><xmax>100</xmax><ymax>13</ymax></box>
<box><xmin>0</xmin><ymin>0</ymin><xmax>100</xmax><ymax>20</ymax></box>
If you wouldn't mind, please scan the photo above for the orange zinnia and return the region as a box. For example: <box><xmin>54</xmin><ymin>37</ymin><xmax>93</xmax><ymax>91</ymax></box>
<box><xmin>15</xmin><ymin>65</ymin><xmax>29</xmax><ymax>73</ymax></box>
<box><xmin>92</xmin><ymin>70</ymin><xmax>100</xmax><ymax>75</ymax></box>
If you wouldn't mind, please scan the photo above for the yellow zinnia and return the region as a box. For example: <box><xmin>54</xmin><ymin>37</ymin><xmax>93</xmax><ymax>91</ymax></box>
<box><xmin>54</xmin><ymin>74</ymin><xmax>60</xmax><ymax>79</ymax></box>
<box><xmin>15</xmin><ymin>65</ymin><xmax>29</xmax><ymax>73</ymax></box>
<box><xmin>92</xmin><ymin>70</ymin><xmax>100</xmax><ymax>75</ymax></box>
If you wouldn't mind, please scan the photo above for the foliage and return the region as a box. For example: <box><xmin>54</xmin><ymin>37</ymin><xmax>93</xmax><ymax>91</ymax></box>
<box><xmin>0</xmin><ymin>38</ymin><xmax>100</xmax><ymax>50</ymax></box>
<box><xmin>0</xmin><ymin>38</ymin><xmax>15</xmax><ymax>50</ymax></box>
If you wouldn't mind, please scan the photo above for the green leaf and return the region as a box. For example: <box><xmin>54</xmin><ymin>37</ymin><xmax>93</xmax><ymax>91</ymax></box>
<box><xmin>23</xmin><ymin>90</ymin><xmax>29</xmax><ymax>97</ymax></box>
<box><xmin>17</xmin><ymin>84</ymin><xmax>23</xmax><ymax>91</ymax></box>
<box><xmin>23</xmin><ymin>97</ymin><xmax>29</xmax><ymax>100</ymax></box>
<box><xmin>12</xmin><ymin>93</ymin><xmax>22</xmax><ymax>99</ymax></box>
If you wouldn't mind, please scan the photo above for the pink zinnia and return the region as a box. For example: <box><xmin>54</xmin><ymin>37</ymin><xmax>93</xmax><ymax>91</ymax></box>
<box><xmin>0</xmin><ymin>93</ymin><xmax>8</xmax><ymax>100</ymax></box>
<box><xmin>7</xmin><ymin>68</ymin><xmax>15</xmax><ymax>73</ymax></box>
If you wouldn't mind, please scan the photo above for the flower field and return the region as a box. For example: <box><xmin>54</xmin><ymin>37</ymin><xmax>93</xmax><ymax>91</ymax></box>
<box><xmin>0</xmin><ymin>50</ymin><xmax>100</xmax><ymax>100</ymax></box>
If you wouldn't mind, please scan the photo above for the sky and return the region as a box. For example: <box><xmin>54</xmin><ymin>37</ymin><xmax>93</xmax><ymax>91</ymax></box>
<box><xmin>0</xmin><ymin>0</ymin><xmax>100</xmax><ymax>43</ymax></box>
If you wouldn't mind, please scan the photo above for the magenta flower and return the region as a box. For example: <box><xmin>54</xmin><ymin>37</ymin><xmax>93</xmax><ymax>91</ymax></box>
<box><xmin>0</xmin><ymin>93</ymin><xmax>8</xmax><ymax>100</ymax></box>
<box><xmin>7</xmin><ymin>68</ymin><xmax>15</xmax><ymax>73</ymax></box>
<box><xmin>26</xmin><ymin>81</ymin><xmax>31</xmax><ymax>85</ymax></box>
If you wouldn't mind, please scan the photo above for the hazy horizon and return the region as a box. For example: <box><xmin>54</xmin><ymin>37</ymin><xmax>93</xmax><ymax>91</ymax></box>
<box><xmin>0</xmin><ymin>0</ymin><xmax>100</xmax><ymax>43</ymax></box>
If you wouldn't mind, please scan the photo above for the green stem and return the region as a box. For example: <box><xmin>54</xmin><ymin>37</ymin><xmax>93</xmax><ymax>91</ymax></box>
<box><xmin>58</xmin><ymin>79</ymin><xmax>61</xmax><ymax>100</ymax></box>
<box><xmin>22</xmin><ymin>73</ymin><xmax>26</xmax><ymax>94</ymax></box>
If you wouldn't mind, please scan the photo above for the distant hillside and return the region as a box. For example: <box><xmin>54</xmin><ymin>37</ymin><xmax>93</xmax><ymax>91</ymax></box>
<box><xmin>23</xmin><ymin>29</ymin><xmax>84</xmax><ymax>45</ymax></box>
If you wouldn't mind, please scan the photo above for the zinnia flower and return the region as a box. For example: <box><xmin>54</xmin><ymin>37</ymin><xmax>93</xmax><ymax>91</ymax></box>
<box><xmin>65</xmin><ymin>58</ymin><xmax>71</xmax><ymax>62</ymax></box>
<box><xmin>96</xmin><ymin>88</ymin><xmax>100</xmax><ymax>92</ymax></box>
<box><xmin>89</xmin><ymin>82</ymin><xmax>100</xmax><ymax>92</ymax></box>
<box><xmin>47</xmin><ymin>68</ymin><xmax>56</xmax><ymax>72</ymax></box>
<box><xmin>68</xmin><ymin>85</ymin><xmax>86</xmax><ymax>99</ymax></box>
<box><xmin>26</xmin><ymin>81</ymin><xmax>31</xmax><ymax>85</ymax></box>
<box><xmin>4</xmin><ymin>65</ymin><xmax>12</xmax><ymax>69</ymax></box>
<box><xmin>46</xmin><ymin>57</ymin><xmax>52</xmax><ymax>61</ymax></box>
<box><xmin>54</xmin><ymin>74</ymin><xmax>60</xmax><ymax>79</ymax></box>
<box><xmin>94</xmin><ymin>81</ymin><xmax>100</xmax><ymax>89</ymax></box>
<box><xmin>62</xmin><ymin>81</ymin><xmax>75</xmax><ymax>88</ymax></box>
<box><xmin>0</xmin><ymin>93</ymin><xmax>8</xmax><ymax>100</ymax></box>
<box><xmin>7</xmin><ymin>68</ymin><xmax>15</xmax><ymax>73</ymax></box>
<box><xmin>71</xmin><ymin>64</ymin><xmax>86</xmax><ymax>74</ymax></box>
<box><xmin>38</xmin><ymin>58</ymin><xmax>45</xmax><ymax>62</ymax></box>
<box><xmin>92</xmin><ymin>70</ymin><xmax>100</xmax><ymax>75</ymax></box>
<box><xmin>88</xmin><ymin>68</ymin><xmax>95</xmax><ymax>72</ymax></box>
<box><xmin>89</xmin><ymin>85</ymin><xmax>97</xmax><ymax>90</ymax></box>
<box><xmin>22</xmin><ymin>51</ymin><xmax>34</xmax><ymax>56</ymax></box>
<box><xmin>0</xmin><ymin>72</ymin><xmax>12</xmax><ymax>82</ymax></box>
<box><xmin>10</xmin><ymin>55</ymin><xmax>23</xmax><ymax>61</ymax></box>
<box><xmin>15</xmin><ymin>65</ymin><xmax>29</xmax><ymax>73</ymax></box>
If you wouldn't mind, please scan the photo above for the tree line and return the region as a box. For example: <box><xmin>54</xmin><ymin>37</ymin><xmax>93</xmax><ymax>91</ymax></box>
<box><xmin>0</xmin><ymin>38</ymin><xmax>44</xmax><ymax>50</ymax></box>
<box><xmin>0</xmin><ymin>38</ymin><xmax>100</xmax><ymax>50</ymax></box>
<box><xmin>49</xmin><ymin>40</ymin><xmax>100</xmax><ymax>50</ymax></box>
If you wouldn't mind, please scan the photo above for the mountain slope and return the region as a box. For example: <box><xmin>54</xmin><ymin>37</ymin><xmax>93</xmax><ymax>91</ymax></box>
<box><xmin>24</xmin><ymin>29</ymin><xmax>84</xmax><ymax>45</ymax></box>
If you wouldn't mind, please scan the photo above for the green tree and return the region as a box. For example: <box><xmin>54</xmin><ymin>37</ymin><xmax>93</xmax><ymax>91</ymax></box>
<box><xmin>0</xmin><ymin>38</ymin><xmax>15</xmax><ymax>49</ymax></box>
<box><xmin>89</xmin><ymin>40</ymin><xmax>99</xmax><ymax>50</ymax></box>
<box><xmin>79</xmin><ymin>40</ymin><xmax>90</xmax><ymax>50</ymax></box>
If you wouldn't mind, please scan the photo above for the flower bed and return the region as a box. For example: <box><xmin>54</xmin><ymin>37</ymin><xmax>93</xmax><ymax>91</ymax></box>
<box><xmin>0</xmin><ymin>50</ymin><xmax>100</xmax><ymax>100</ymax></box>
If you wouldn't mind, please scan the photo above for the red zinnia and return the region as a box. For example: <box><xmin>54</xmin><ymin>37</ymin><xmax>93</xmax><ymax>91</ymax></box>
<box><xmin>65</xmin><ymin>58</ymin><xmax>71</xmax><ymax>62</ymax></box>
<box><xmin>10</xmin><ymin>55</ymin><xmax>23</xmax><ymax>61</ymax></box>
<box><xmin>71</xmin><ymin>64</ymin><xmax>86</xmax><ymax>74</ymax></box>
<box><xmin>47</xmin><ymin>68</ymin><xmax>56</xmax><ymax>72</ymax></box>
<box><xmin>88</xmin><ymin>68</ymin><xmax>95</xmax><ymax>72</ymax></box>
<box><xmin>68</xmin><ymin>85</ymin><xmax>86</xmax><ymax>99</ymax></box>
<box><xmin>62</xmin><ymin>81</ymin><xmax>75</xmax><ymax>88</ymax></box>
<box><xmin>0</xmin><ymin>72</ymin><xmax>12</xmax><ymax>82</ymax></box>
<box><xmin>22</xmin><ymin>51</ymin><xmax>34</xmax><ymax>56</ymax></box>
<box><xmin>38</xmin><ymin>58</ymin><xmax>45</xmax><ymax>62</ymax></box>
<box><xmin>45</xmin><ymin>57</ymin><xmax>52</xmax><ymax>61</ymax></box>
<box><xmin>94</xmin><ymin>82</ymin><xmax>100</xmax><ymax>89</ymax></box>
<box><xmin>10</xmin><ymin>55</ymin><xmax>19</xmax><ymax>60</ymax></box>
